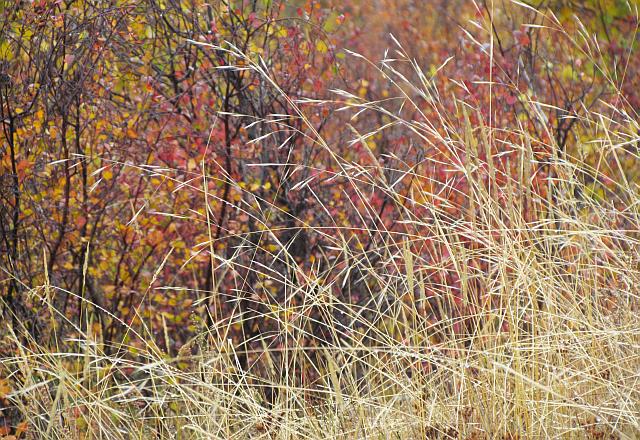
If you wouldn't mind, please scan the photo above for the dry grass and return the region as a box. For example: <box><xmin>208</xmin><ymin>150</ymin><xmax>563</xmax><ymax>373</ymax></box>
<box><xmin>2</xmin><ymin>6</ymin><xmax>640</xmax><ymax>440</ymax></box>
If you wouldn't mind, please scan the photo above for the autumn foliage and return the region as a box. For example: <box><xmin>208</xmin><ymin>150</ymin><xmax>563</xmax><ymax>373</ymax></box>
<box><xmin>1</xmin><ymin>1</ymin><xmax>640</xmax><ymax>438</ymax></box>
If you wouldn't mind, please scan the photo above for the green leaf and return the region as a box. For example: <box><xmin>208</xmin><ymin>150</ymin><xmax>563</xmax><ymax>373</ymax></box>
<box><xmin>323</xmin><ymin>11</ymin><xmax>340</xmax><ymax>33</ymax></box>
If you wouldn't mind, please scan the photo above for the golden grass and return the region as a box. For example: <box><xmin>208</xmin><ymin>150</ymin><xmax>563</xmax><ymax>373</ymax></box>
<box><xmin>2</xmin><ymin>5</ymin><xmax>640</xmax><ymax>439</ymax></box>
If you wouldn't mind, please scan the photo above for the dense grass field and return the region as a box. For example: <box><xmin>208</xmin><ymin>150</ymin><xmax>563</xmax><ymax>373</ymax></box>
<box><xmin>1</xmin><ymin>1</ymin><xmax>640</xmax><ymax>438</ymax></box>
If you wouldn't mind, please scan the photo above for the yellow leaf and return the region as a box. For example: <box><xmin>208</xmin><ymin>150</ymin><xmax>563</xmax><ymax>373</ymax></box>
<box><xmin>316</xmin><ymin>40</ymin><xmax>328</xmax><ymax>53</ymax></box>
<box><xmin>0</xmin><ymin>40</ymin><xmax>13</xmax><ymax>61</ymax></box>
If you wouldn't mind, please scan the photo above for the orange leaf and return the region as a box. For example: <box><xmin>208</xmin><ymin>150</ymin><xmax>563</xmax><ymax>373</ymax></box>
<box><xmin>147</xmin><ymin>229</ymin><xmax>164</xmax><ymax>246</ymax></box>
<box><xmin>75</xmin><ymin>215</ymin><xmax>87</xmax><ymax>229</ymax></box>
